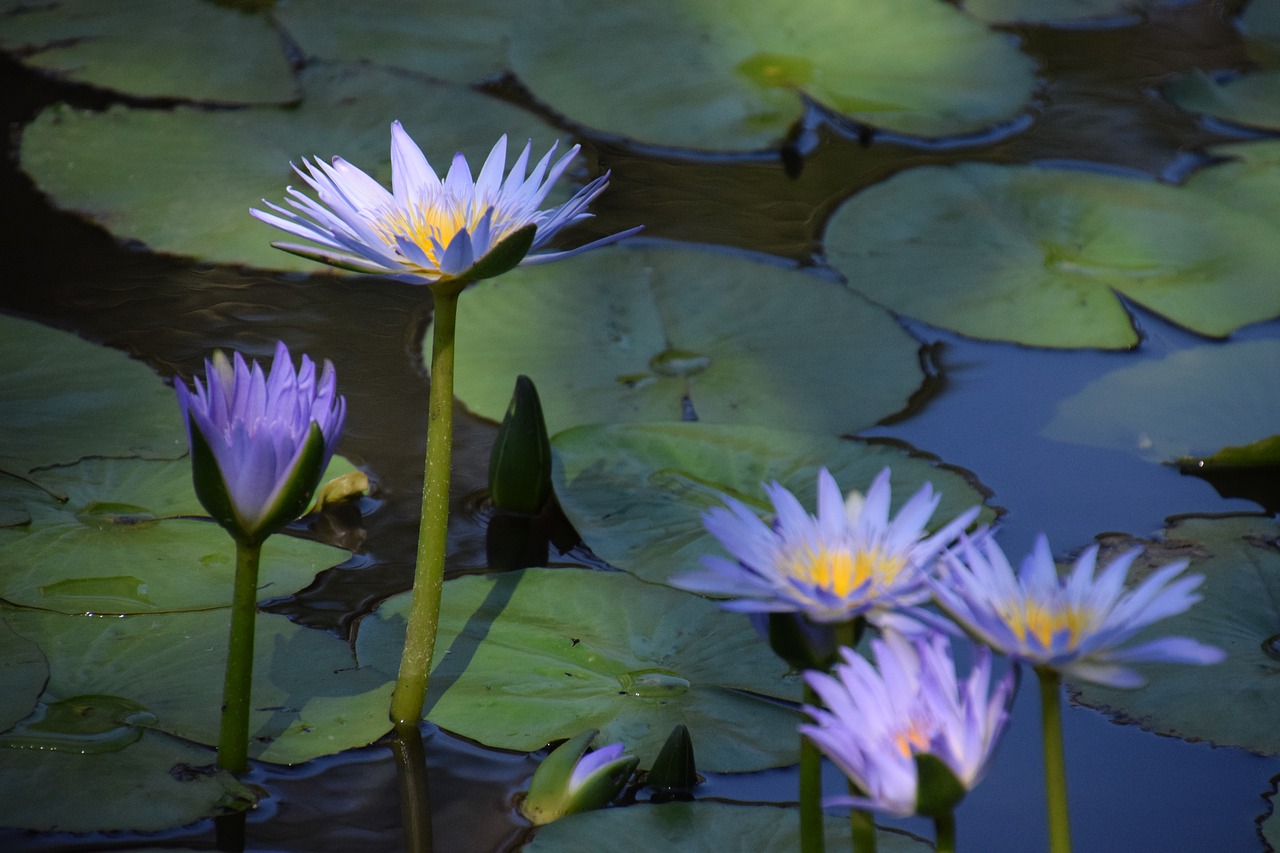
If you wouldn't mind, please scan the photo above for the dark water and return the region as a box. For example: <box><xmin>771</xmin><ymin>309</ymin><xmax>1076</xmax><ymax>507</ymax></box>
<box><xmin>2</xmin><ymin>2</ymin><xmax>1279</xmax><ymax>850</ymax></box>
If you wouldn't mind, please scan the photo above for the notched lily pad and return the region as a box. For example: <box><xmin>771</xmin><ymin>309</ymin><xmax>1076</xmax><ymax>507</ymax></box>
<box><xmin>356</xmin><ymin>568</ymin><xmax>803</xmax><ymax>772</ymax></box>
<box><xmin>552</xmin><ymin>422</ymin><xmax>995</xmax><ymax>588</ymax></box>
<box><xmin>1177</xmin><ymin>435</ymin><xmax>1280</xmax><ymax>513</ymax></box>
<box><xmin>823</xmin><ymin>163</ymin><xmax>1280</xmax><ymax>348</ymax></box>
<box><xmin>19</xmin><ymin>62</ymin><xmax>563</xmax><ymax>271</ymax></box>
<box><xmin>0</xmin><ymin>0</ymin><xmax>297</xmax><ymax>103</ymax></box>
<box><xmin>525</xmin><ymin>801</ymin><xmax>932</xmax><ymax>852</ymax></box>
<box><xmin>441</xmin><ymin>245</ymin><xmax>925</xmax><ymax>436</ymax></box>
<box><xmin>507</xmin><ymin>0</ymin><xmax>1036</xmax><ymax>151</ymax></box>
<box><xmin>1072</xmin><ymin>515</ymin><xmax>1280</xmax><ymax>754</ymax></box>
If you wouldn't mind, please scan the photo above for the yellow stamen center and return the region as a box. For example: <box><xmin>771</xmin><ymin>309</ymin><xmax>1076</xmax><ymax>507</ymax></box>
<box><xmin>1001</xmin><ymin>599</ymin><xmax>1095</xmax><ymax>650</ymax></box>
<box><xmin>371</xmin><ymin>199</ymin><xmax>506</xmax><ymax>268</ymax></box>
<box><xmin>893</xmin><ymin>718</ymin><xmax>931</xmax><ymax>758</ymax></box>
<box><xmin>782</xmin><ymin>544</ymin><xmax>908</xmax><ymax>599</ymax></box>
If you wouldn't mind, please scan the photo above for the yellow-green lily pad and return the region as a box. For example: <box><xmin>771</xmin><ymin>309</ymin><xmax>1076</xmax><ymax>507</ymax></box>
<box><xmin>1165</xmin><ymin>0</ymin><xmax>1280</xmax><ymax>130</ymax></box>
<box><xmin>507</xmin><ymin>0</ymin><xmax>1037</xmax><ymax>150</ymax></box>
<box><xmin>552</xmin><ymin>422</ymin><xmax>995</xmax><ymax>588</ymax></box>
<box><xmin>356</xmin><ymin>568</ymin><xmax>802</xmax><ymax>772</ymax></box>
<box><xmin>441</xmin><ymin>245</ymin><xmax>925</xmax><ymax>435</ymax></box>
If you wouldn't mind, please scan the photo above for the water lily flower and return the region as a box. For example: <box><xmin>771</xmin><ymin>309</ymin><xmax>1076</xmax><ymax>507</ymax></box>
<box><xmin>520</xmin><ymin>729</ymin><xmax>639</xmax><ymax>825</ymax></box>
<box><xmin>800</xmin><ymin>632</ymin><xmax>1013</xmax><ymax>819</ymax></box>
<box><xmin>672</xmin><ymin>467</ymin><xmax>980</xmax><ymax>626</ymax></box>
<box><xmin>251</xmin><ymin>121</ymin><xmax>642</xmax><ymax>287</ymax></box>
<box><xmin>176</xmin><ymin>341</ymin><xmax>346</xmax><ymax>546</ymax></box>
<box><xmin>931</xmin><ymin>533</ymin><xmax>1226</xmax><ymax>688</ymax></box>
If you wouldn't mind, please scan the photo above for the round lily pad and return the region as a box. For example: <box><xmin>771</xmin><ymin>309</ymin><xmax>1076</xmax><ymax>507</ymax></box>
<box><xmin>0</xmin><ymin>728</ymin><xmax>255</xmax><ymax>832</ymax></box>
<box><xmin>1166</xmin><ymin>0</ymin><xmax>1280</xmax><ymax>130</ymax></box>
<box><xmin>0</xmin><ymin>0</ymin><xmax>297</xmax><ymax>104</ymax></box>
<box><xmin>19</xmin><ymin>62</ymin><xmax>562</xmax><ymax>271</ymax></box>
<box><xmin>552</xmin><ymin>422</ymin><xmax>995</xmax><ymax>588</ymax></box>
<box><xmin>525</xmin><ymin>802</ymin><xmax>931</xmax><ymax>852</ymax></box>
<box><xmin>441</xmin><ymin>245</ymin><xmax>925</xmax><ymax>435</ymax></box>
<box><xmin>356</xmin><ymin>568</ymin><xmax>803</xmax><ymax>772</ymax></box>
<box><xmin>823</xmin><ymin>163</ymin><xmax>1280</xmax><ymax>348</ymax></box>
<box><xmin>0</xmin><ymin>619</ymin><xmax>47</xmax><ymax>733</ymax></box>
<box><xmin>2</xmin><ymin>607</ymin><xmax>394</xmax><ymax>765</ymax></box>
<box><xmin>507</xmin><ymin>0</ymin><xmax>1037</xmax><ymax>151</ymax></box>
<box><xmin>0</xmin><ymin>313</ymin><xmax>182</xmax><ymax>479</ymax></box>
<box><xmin>1071</xmin><ymin>515</ymin><xmax>1280</xmax><ymax>753</ymax></box>
<box><xmin>1042</xmin><ymin>339</ymin><xmax>1280</xmax><ymax>462</ymax></box>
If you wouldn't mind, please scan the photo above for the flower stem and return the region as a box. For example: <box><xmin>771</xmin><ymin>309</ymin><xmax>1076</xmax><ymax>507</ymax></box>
<box><xmin>850</xmin><ymin>806</ymin><xmax>877</xmax><ymax>853</ymax></box>
<box><xmin>800</xmin><ymin>682</ymin><xmax>825</xmax><ymax>853</ymax></box>
<box><xmin>934</xmin><ymin>810</ymin><xmax>957</xmax><ymax>853</ymax></box>
<box><xmin>391</xmin><ymin>288</ymin><xmax>461</xmax><ymax>728</ymax></box>
<box><xmin>1036</xmin><ymin>667</ymin><xmax>1073</xmax><ymax>853</ymax></box>
<box><xmin>391</xmin><ymin>723</ymin><xmax>434</xmax><ymax>853</ymax></box>
<box><xmin>218</xmin><ymin>538</ymin><xmax>262</xmax><ymax>774</ymax></box>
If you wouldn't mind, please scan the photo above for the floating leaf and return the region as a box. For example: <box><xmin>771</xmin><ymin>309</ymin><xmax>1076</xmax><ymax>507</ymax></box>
<box><xmin>962</xmin><ymin>0</ymin><xmax>1174</xmax><ymax>24</ymax></box>
<box><xmin>0</xmin><ymin>728</ymin><xmax>255</xmax><ymax>832</ymax></box>
<box><xmin>274</xmin><ymin>0</ymin><xmax>512</xmax><ymax>84</ymax></box>
<box><xmin>0</xmin><ymin>456</ymin><xmax>355</xmax><ymax>615</ymax></box>
<box><xmin>507</xmin><ymin>0</ymin><xmax>1036</xmax><ymax>150</ymax></box>
<box><xmin>1165</xmin><ymin>0</ymin><xmax>1280</xmax><ymax>129</ymax></box>
<box><xmin>1177</xmin><ymin>435</ymin><xmax>1280</xmax><ymax>513</ymax></box>
<box><xmin>19</xmin><ymin>63</ymin><xmax>562</xmax><ymax>270</ymax></box>
<box><xmin>552</xmin><ymin>422</ymin><xmax>995</xmax><ymax>588</ymax></box>
<box><xmin>2</xmin><ymin>607</ymin><xmax>394</xmax><ymax>764</ymax></box>
<box><xmin>823</xmin><ymin>163</ymin><xmax>1280</xmax><ymax>348</ymax></box>
<box><xmin>524</xmin><ymin>801</ymin><xmax>931</xmax><ymax>852</ymax></box>
<box><xmin>441</xmin><ymin>245</ymin><xmax>924</xmax><ymax>435</ymax></box>
<box><xmin>0</xmin><ymin>0</ymin><xmax>297</xmax><ymax>103</ymax></box>
<box><xmin>1042</xmin><ymin>339</ymin><xmax>1280</xmax><ymax>463</ymax></box>
<box><xmin>0</xmin><ymin>619</ymin><xmax>47</xmax><ymax>733</ymax></box>
<box><xmin>356</xmin><ymin>568</ymin><xmax>803</xmax><ymax>772</ymax></box>
<box><xmin>1072</xmin><ymin>515</ymin><xmax>1280</xmax><ymax>753</ymax></box>
<box><xmin>0</xmin><ymin>314</ymin><xmax>182</xmax><ymax>477</ymax></box>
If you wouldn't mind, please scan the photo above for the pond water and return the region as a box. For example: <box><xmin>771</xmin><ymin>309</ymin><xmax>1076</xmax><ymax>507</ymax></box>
<box><xmin>2</xmin><ymin>1</ymin><xmax>1280</xmax><ymax>851</ymax></box>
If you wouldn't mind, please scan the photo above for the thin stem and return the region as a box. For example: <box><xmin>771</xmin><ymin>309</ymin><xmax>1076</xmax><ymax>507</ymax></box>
<box><xmin>850</xmin><ymin>806</ymin><xmax>877</xmax><ymax>853</ymax></box>
<box><xmin>391</xmin><ymin>723</ymin><xmax>434</xmax><ymax>853</ymax></box>
<box><xmin>933</xmin><ymin>811</ymin><xmax>957</xmax><ymax>853</ymax></box>
<box><xmin>1037</xmin><ymin>667</ymin><xmax>1073</xmax><ymax>853</ymax></box>
<box><xmin>218</xmin><ymin>538</ymin><xmax>263</xmax><ymax>774</ymax></box>
<box><xmin>800</xmin><ymin>682</ymin><xmax>825</xmax><ymax>853</ymax></box>
<box><xmin>391</xmin><ymin>288</ymin><xmax>461</xmax><ymax>728</ymax></box>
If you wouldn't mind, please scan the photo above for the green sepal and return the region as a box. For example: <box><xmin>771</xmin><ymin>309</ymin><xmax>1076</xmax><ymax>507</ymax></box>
<box><xmin>254</xmin><ymin>422</ymin><xmax>328</xmax><ymax>542</ymax></box>
<box><xmin>913</xmin><ymin>753</ymin><xmax>967</xmax><ymax>818</ymax></box>
<box><xmin>186</xmin><ymin>412</ymin><xmax>243</xmax><ymax>540</ymax></box>
<box><xmin>766</xmin><ymin>612</ymin><xmax>839</xmax><ymax>672</ymax></box>
<box><xmin>520</xmin><ymin>729</ymin><xmax>638</xmax><ymax>825</ymax></box>
<box><xmin>488</xmin><ymin>375</ymin><xmax>553</xmax><ymax>514</ymax></box>
<box><xmin>645</xmin><ymin>724</ymin><xmax>698</xmax><ymax>792</ymax></box>
<box><xmin>462</xmin><ymin>224</ymin><xmax>537</xmax><ymax>282</ymax></box>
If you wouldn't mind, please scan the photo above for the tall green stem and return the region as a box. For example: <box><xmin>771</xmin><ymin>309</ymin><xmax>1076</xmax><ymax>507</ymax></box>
<box><xmin>218</xmin><ymin>538</ymin><xmax>263</xmax><ymax>774</ymax></box>
<box><xmin>1036</xmin><ymin>667</ymin><xmax>1073</xmax><ymax>853</ymax></box>
<box><xmin>800</xmin><ymin>682</ymin><xmax>825</xmax><ymax>853</ymax></box>
<box><xmin>850</xmin><ymin>806</ymin><xmax>877</xmax><ymax>853</ymax></box>
<box><xmin>391</xmin><ymin>287</ymin><xmax>461</xmax><ymax>728</ymax></box>
<box><xmin>933</xmin><ymin>811</ymin><xmax>957</xmax><ymax>853</ymax></box>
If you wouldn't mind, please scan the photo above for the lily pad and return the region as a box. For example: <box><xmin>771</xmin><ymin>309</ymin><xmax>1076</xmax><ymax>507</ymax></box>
<box><xmin>0</xmin><ymin>728</ymin><xmax>255</xmax><ymax>832</ymax></box>
<box><xmin>274</xmin><ymin>0</ymin><xmax>512</xmax><ymax>85</ymax></box>
<box><xmin>1177</xmin><ymin>435</ymin><xmax>1280</xmax><ymax>514</ymax></box>
<box><xmin>823</xmin><ymin>162</ymin><xmax>1280</xmax><ymax>348</ymax></box>
<box><xmin>19</xmin><ymin>62</ymin><xmax>563</xmax><ymax>271</ymax></box>
<box><xmin>1042</xmin><ymin>339</ymin><xmax>1280</xmax><ymax>462</ymax></box>
<box><xmin>0</xmin><ymin>618</ymin><xmax>47</xmax><ymax>733</ymax></box>
<box><xmin>552</xmin><ymin>422</ymin><xmax>995</xmax><ymax>588</ymax></box>
<box><xmin>1165</xmin><ymin>0</ymin><xmax>1280</xmax><ymax>130</ymax></box>
<box><xmin>962</xmin><ymin>0</ymin><xmax>1173</xmax><ymax>24</ymax></box>
<box><xmin>1071</xmin><ymin>515</ymin><xmax>1280</xmax><ymax>753</ymax></box>
<box><xmin>525</xmin><ymin>801</ymin><xmax>931</xmax><ymax>852</ymax></box>
<box><xmin>0</xmin><ymin>313</ymin><xmax>182</xmax><ymax>478</ymax></box>
<box><xmin>2</xmin><ymin>606</ymin><xmax>394</xmax><ymax>765</ymax></box>
<box><xmin>0</xmin><ymin>0</ymin><xmax>297</xmax><ymax>104</ymax></box>
<box><xmin>441</xmin><ymin>245</ymin><xmax>925</xmax><ymax>435</ymax></box>
<box><xmin>356</xmin><ymin>568</ymin><xmax>803</xmax><ymax>772</ymax></box>
<box><xmin>507</xmin><ymin>0</ymin><xmax>1037</xmax><ymax>151</ymax></box>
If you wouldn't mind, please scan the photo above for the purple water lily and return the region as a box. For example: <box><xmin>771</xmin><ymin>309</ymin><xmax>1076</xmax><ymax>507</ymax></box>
<box><xmin>176</xmin><ymin>341</ymin><xmax>346</xmax><ymax>544</ymax></box>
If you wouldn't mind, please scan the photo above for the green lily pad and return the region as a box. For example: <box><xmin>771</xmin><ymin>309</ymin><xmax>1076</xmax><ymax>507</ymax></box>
<box><xmin>0</xmin><ymin>313</ymin><xmax>182</xmax><ymax>478</ymax></box>
<box><xmin>1166</xmin><ymin>0</ymin><xmax>1280</xmax><ymax>130</ymax></box>
<box><xmin>823</xmin><ymin>163</ymin><xmax>1280</xmax><ymax>348</ymax></box>
<box><xmin>0</xmin><ymin>456</ymin><xmax>355</xmax><ymax>615</ymax></box>
<box><xmin>19</xmin><ymin>62</ymin><xmax>563</xmax><ymax>271</ymax></box>
<box><xmin>962</xmin><ymin>0</ymin><xmax>1173</xmax><ymax>24</ymax></box>
<box><xmin>274</xmin><ymin>0</ymin><xmax>512</xmax><ymax>85</ymax></box>
<box><xmin>0</xmin><ymin>618</ymin><xmax>47</xmax><ymax>733</ymax></box>
<box><xmin>356</xmin><ymin>568</ymin><xmax>803</xmax><ymax>772</ymax></box>
<box><xmin>1071</xmin><ymin>515</ymin><xmax>1280</xmax><ymax>753</ymax></box>
<box><xmin>507</xmin><ymin>0</ymin><xmax>1036</xmax><ymax>151</ymax></box>
<box><xmin>441</xmin><ymin>245</ymin><xmax>925</xmax><ymax>435</ymax></box>
<box><xmin>1177</xmin><ymin>435</ymin><xmax>1280</xmax><ymax>513</ymax></box>
<box><xmin>552</xmin><ymin>422</ymin><xmax>995</xmax><ymax>588</ymax></box>
<box><xmin>1042</xmin><ymin>339</ymin><xmax>1280</xmax><ymax>462</ymax></box>
<box><xmin>0</xmin><ymin>0</ymin><xmax>297</xmax><ymax>104</ymax></box>
<box><xmin>525</xmin><ymin>801</ymin><xmax>931</xmax><ymax>852</ymax></box>
<box><xmin>0</xmin><ymin>728</ymin><xmax>255</xmax><ymax>832</ymax></box>
<box><xmin>2</xmin><ymin>606</ymin><xmax>394</xmax><ymax>765</ymax></box>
